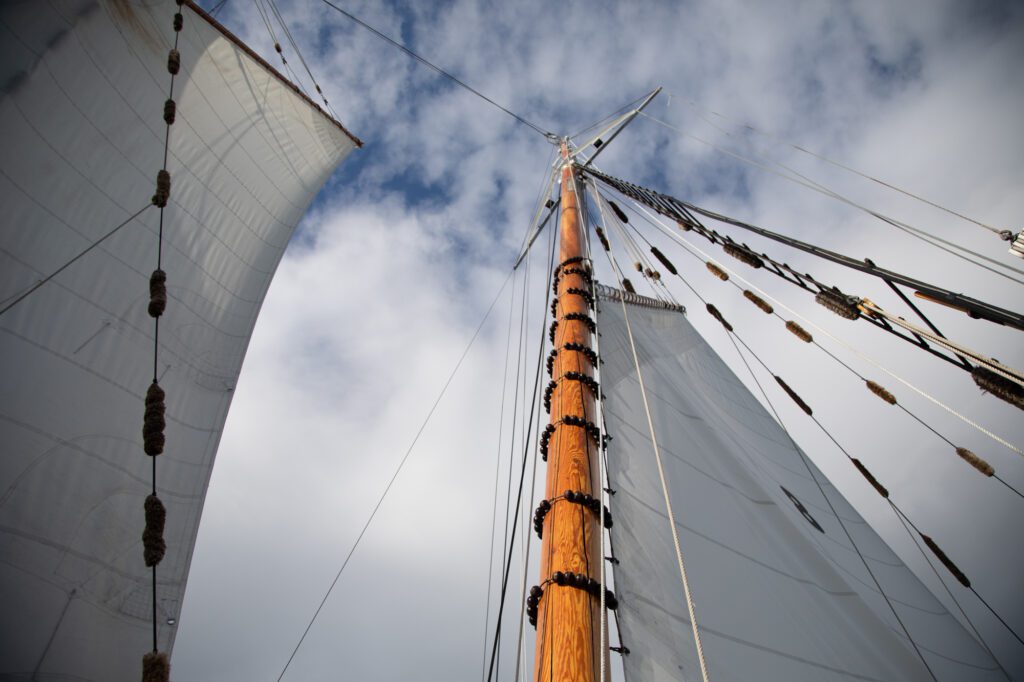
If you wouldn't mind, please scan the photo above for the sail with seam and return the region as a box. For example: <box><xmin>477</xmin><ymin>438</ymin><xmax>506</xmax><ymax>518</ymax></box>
<box><xmin>0</xmin><ymin>1</ymin><xmax>358</xmax><ymax>679</ymax></box>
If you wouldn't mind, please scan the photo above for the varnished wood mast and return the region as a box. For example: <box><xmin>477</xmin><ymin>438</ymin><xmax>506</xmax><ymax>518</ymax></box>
<box><xmin>533</xmin><ymin>145</ymin><xmax>603</xmax><ymax>681</ymax></box>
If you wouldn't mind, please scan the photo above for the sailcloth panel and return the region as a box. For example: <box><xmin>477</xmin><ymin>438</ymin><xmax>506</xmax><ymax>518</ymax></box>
<box><xmin>0</xmin><ymin>1</ymin><xmax>357</xmax><ymax>679</ymax></box>
<box><xmin>596</xmin><ymin>295</ymin><xmax>1000</xmax><ymax>681</ymax></box>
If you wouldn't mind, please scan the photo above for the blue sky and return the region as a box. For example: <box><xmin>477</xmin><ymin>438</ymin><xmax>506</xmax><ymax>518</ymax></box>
<box><xmin>174</xmin><ymin>1</ymin><xmax>1024</xmax><ymax>679</ymax></box>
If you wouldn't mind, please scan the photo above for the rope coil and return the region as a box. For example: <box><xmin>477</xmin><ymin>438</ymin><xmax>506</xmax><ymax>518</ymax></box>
<box><xmin>148</xmin><ymin>269</ymin><xmax>167</xmax><ymax>318</ymax></box>
<box><xmin>786</xmin><ymin>320</ymin><xmax>813</xmax><ymax>342</ymax></box>
<box><xmin>743</xmin><ymin>289</ymin><xmax>773</xmax><ymax>314</ymax></box>
<box><xmin>852</xmin><ymin>459</ymin><xmax>889</xmax><ymax>498</ymax></box>
<box><xmin>866</xmin><ymin>380</ymin><xmax>897</xmax><ymax>405</ymax></box>
<box><xmin>955</xmin><ymin>447</ymin><xmax>995</xmax><ymax>477</ymax></box>
<box><xmin>723</xmin><ymin>242</ymin><xmax>763</xmax><ymax>268</ymax></box>
<box><xmin>163</xmin><ymin>99</ymin><xmax>176</xmax><ymax>125</ymax></box>
<box><xmin>143</xmin><ymin>493</ymin><xmax>166</xmax><ymax>567</ymax></box>
<box><xmin>143</xmin><ymin>382</ymin><xmax>166</xmax><ymax>456</ymax></box>
<box><xmin>152</xmin><ymin>170</ymin><xmax>171</xmax><ymax>208</ymax></box>
<box><xmin>166</xmin><ymin>49</ymin><xmax>181</xmax><ymax>75</ymax></box>
<box><xmin>705</xmin><ymin>303</ymin><xmax>733</xmax><ymax>332</ymax></box>
<box><xmin>774</xmin><ymin>375</ymin><xmax>812</xmax><ymax>415</ymax></box>
<box><xmin>650</xmin><ymin>246</ymin><xmax>678</xmax><ymax>275</ymax></box>
<box><xmin>815</xmin><ymin>287</ymin><xmax>860</xmax><ymax>320</ymax></box>
<box><xmin>706</xmin><ymin>262</ymin><xmax>729</xmax><ymax>281</ymax></box>
<box><xmin>921</xmin><ymin>533</ymin><xmax>970</xmax><ymax>587</ymax></box>
<box><xmin>142</xmin><ymin>651</ymin><xmax>170</xmax><ymax>682</ymax></box>
<box><xmin>972</xmin><ymin>365</ymin><xmax>1024</xmax><ymax>411</ymax></box>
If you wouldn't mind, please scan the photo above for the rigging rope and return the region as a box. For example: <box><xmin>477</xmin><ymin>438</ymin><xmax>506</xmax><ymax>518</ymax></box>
<box><xmin>0</xmin><ymin>204</ymin><xmax>151</xmax><ymax>318</ymax></box>
<box><xmin>486</xmin><ymin>210</ymin><xmax>557</xmax><ymax>682</ymax></box>
<box><xmin>626</xmin><ymin>204</ymin><xmax>1023</xmax><ymax>657</ymax></box>
<box><xmin>637</xmin><ymin>112</ymin><xmax>1024</xmax><ymax>283</ymax></box>
<box><xmin>592</xmin><ymin>182</ymin><xmax>712</xmax><ymax>682</ymax></box>
<box><xmin>315</xmin><ymin>0</ymin><xmax>556</xmax><ymax>140</ymax></box>
<box><xmin>668</xmin><ymin>95</ymin><xmax>1013</xmax><ymax>239</ymax></box>
<box><xmin>722</xmin><ymin>333</ymin><xmax>939</xmax><ymax>681</ymax></box>
<box><xmin>277</xmin><ymin>268</ymin><xmax>515</xmax><ymax>681</ymax></box>
<box><xmin>480</xmin><ymin>267</ymin><xmax>518</xmax><ymax>681</ymax></box>
<box><xmin>626</xmin><ymin>201</ymin><xmax>1024</xmax><ymax>458</ymax></box>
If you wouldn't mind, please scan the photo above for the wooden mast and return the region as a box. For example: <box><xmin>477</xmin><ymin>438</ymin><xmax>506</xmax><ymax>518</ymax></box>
<box><xmin>533</xmin><ymin>142</ymin><xmax>603</xmax><ymax>681</ymax></box>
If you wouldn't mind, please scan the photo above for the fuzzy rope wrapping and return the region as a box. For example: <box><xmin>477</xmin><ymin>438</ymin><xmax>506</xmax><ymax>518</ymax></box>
<box><xmin>775</xmin><ymin>375</ymin><xmax>812</xmax><ymax>415</ymax></box>
<box><xmin>852</xmin><ymin>459</ymin><xmax>889</xmax><ymax>498</ymax></box>
<box><xmin>142</xmin><ymin>651</ymin><xmax>170</xmax><ymax>682</ymax></box>
<box><xmin>166</xmin><ymin>49</ymin><xmax>181</xmax><ymax>75</ymax></box>
<box><xmin>705</xmin><ymin>304</ymin><xmax>733</xmax><ymax>332</ymax></box>
<box><xmin>163</xmin><ymin>99</ymin><xmax>176</xmax><ymax>125</ymax></box>
<box><xmin>595</xmin><ymin>226</ymin><xmax>611</xmax><ymax>251</ymax></box>
<box><xmin>143</xmin><ymin>382</ymin><xmax>166</xmax><ymax>456</ymax></box>
<box><xmin>152</xmin><ymin>170</ymin><xmax>171</xmax><ymax>208</ymax></box>
<box><xmin>955</xmin><ymin>447</ymin><xmax>995</xmax><ymax>477</ymax></box>
<box><xmin>705</xmin><ymin>262</ymin><xmax>729</xmax><ymax>281</ymax></box>
<box><xmin>921</xmin><ymin>534</ymin><xmax>970</xmax><ymax>587</ymax></box>
<box><xmin>650</xmin><ymin>246</ymin><xmax>678</xmax><ymax>275</ymax></box>
<box><xmin>866</xmin><ymin>380</ymin><xmax>897</xmax><ymax>405</ymax></box>
<box><xmin>621</xmin><ymin>278</ymin><xmax>636</xmax><ymax>294</ymax></box>
<box><xmin>723</xmin><ymin>243</ymin><xmax>763</xmax><ymax>268</ymax></box>
<box><xmin>815</xmin><ymin>288</ymin><xmax>860</xmax><ymax>320</ymax></box>
<box><xmin>143</xmin><ymin>494</ymin><xmax>166</xmax><ymax>567</ymax></box>
<box><xmin>785</xmin><ymin>320</ymin><xmax>813</xmax><ymax>343</ymax></box>
<box><xmin>148</xmin><ymin>269</ymin><xmax>167</xmax><ymax>318</ymax></box>
<box><xmin>972</xmin><ymin>366</ymin><xmax>1024</xmax><ymax>411</ymax></box>
<box><xmin>743</xmin><ymin>289</ymin><xmax>773</xmax><ymax>314</ymax></box>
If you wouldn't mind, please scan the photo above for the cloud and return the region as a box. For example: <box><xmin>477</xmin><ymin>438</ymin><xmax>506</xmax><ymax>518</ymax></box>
<box><xmin>172</xmin><ymin>0</ymin><xmax>1024</xmax><ymax>678</ymax></box>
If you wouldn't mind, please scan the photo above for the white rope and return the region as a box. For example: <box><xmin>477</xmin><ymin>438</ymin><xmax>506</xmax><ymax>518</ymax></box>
<box><xmin>859</xmin><ymin>301</ymin><xmax>1024</xmax><ymax>387</ymax></box>
<box><xmin>592</xmin><ymin>184</ymin><xmax>712</xmax><ymax>682</ymax></box>
<box><xmin>638</xmin><ymin>112</ymin><xmax>1024</xmax><ymax>284</ymax></box>
<box><xmin>628</xmin><ymin>201</ymin><xmax>1024</xmax><ymax>459</ymax></box>
<box><xmin>664</xmin><ymin>94</ymin><xmax>1010</xmax><ymax>238</ymax></box>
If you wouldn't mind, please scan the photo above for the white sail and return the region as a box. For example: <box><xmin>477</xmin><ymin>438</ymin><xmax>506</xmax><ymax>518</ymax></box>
<box><xmin>0</xmin><ymin>1</ymin><xmax>358</xmax><ymax>679</ymax></box>
<box><xmin>595</xmin><ymin>287</ymin><xmax>1002</xmax><ymax>681</ymax></box>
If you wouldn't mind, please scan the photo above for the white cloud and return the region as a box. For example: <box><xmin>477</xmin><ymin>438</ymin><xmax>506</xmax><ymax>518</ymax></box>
<box><xmin>173</xmin><ymin>1</ymin><xmax>1024</xmax><ymax>679</ymax></box>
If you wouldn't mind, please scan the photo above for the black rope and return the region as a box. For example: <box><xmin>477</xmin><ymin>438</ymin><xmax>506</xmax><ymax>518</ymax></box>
<box><xmin>0</xmin><ymin>204</ymin><xmax>151</xmax><ymax>318</ymax></box>
<box><xmin>316</xmin><ymin>0</ymin><xmax>555</xmax><ymax>140</ymax></box>
<box><xmin>724</xmin><ymin>333</ymin><xmax>939</xmax><ymax>681</ymax></box>
<box><xmin>479</xmin><ymin>269</ymin><xmax>519</xmax><ymax>680</ymax></box>
<box><xmin>486</xmin><ymin>205</ymin><xmax>558</xmax><ymax>682</ymax></box>
<box><xmin>277</xmin><ymin>269</ymin><xmax>515</xmax><ymax>681</ymax></box>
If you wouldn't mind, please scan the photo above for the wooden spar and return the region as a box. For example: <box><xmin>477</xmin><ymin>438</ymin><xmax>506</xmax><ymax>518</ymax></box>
<box><xmin>533</xmin><ymin>144</ymin><xmax>603</xmax><ymax>681</ymax></box>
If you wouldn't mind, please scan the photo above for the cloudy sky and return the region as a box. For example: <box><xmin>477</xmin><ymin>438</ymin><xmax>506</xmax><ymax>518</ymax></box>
<box><xmin>172</xmin><ymin>0</ymin><xmax>1024</xmax><ymax>679</ymax></box>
